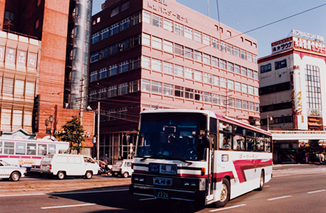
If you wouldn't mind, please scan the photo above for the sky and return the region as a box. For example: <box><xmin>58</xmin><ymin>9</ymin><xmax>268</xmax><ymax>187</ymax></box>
<box><xmin>92</xmin><ymin>0</ymin><xmax>326</xmax><ymax>58</ymax></box>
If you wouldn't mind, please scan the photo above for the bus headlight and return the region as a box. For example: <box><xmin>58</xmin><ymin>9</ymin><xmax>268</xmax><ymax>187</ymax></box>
<box><xmin>199</xmin><ymin>178</ymin><xmax>206</xmax><ymax>191</ymax></box>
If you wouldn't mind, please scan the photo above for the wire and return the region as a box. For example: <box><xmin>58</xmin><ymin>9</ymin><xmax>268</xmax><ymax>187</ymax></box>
<box><xmin>224</xmin><ymin>2</ymin><xmax>326</xmax><ymax>41</ymax></box>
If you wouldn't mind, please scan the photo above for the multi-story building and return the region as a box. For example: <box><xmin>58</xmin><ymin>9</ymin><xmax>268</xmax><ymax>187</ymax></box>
<box><xmin>0</xmin><ymin>0</ymin><xmax>95</xmax><ymax>154</ymax></box>
<box><xmin>90</xmin><ymin>0</ymin><xmax>261</xmax><ymax>163</ymax></box>
<box><xmin>259</xmin><ymin>30</ymin><xmax>326</xmax><ymax>163</ymax></box>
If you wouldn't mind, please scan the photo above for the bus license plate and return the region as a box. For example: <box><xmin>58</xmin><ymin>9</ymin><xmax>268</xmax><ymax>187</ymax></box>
<box><xmin>156</xmin><ymin>190</ymin><xmax>169</xmax><ymax>199</ymax></box>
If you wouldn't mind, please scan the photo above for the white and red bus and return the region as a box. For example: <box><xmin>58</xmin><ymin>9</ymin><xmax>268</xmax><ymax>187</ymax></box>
<box><xmin>0</xmin><ymin>138</ymin><xmax>69</xmax><ymax>171</ymax></box>
<box><xmin>130</xmin><ymin>109</ymin><xmax>272</xmax><ymax>207</ymax></box>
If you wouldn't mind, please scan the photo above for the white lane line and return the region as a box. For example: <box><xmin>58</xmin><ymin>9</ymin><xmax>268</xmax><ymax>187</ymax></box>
<box><xmin>267</xmin><ymin>195</ymin><xmax>292</xmax><ymax>201</ymax></box>
<box><xmin>140</xmin><ymin>197</ymin><xmax>156</xmax><ymax>201</ymax></box>
<box><xmin>209</xmin><ymin>204</ymin><xmax>246</xmax><ymax>212</ymax></box>
<box><xmin>41</xmin><ymin>203</ymin><xmax>96</xmax><ymax>209</ymax></box>
<box><xmin>0</xmin><ymin>189</ymin><xmax>129</xmax><ymax>198</ymax></box>
<box><xmin>307</xmin><ymin>189</ymin><xmax>326</xmax><ymax>194</ymax></box>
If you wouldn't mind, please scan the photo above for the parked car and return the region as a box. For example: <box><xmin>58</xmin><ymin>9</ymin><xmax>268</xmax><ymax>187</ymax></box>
<box><xmin>0</xmin><ymin>160</ymin><xmax>26</xmax><ymax>181</ymax></box>
<box><xmin>111</xmin><ymin>159</ymin><xmax>133</xmax><ymax>178</ymax></box>
<box><xmin>39</xmin><ymin>154</ymin><xmax>99</xmax><ymax>180</ymax></box>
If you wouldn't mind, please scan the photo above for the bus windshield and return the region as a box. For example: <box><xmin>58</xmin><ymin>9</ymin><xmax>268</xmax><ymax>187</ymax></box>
<box><xmin>136</xmin><ymin>113</ymin><xmax>208</xmax><ymax>161</ymax></box>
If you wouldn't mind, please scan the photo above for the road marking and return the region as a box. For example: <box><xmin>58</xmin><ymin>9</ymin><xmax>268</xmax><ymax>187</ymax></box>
<box><xmin>264</xmin><ymin>185</ymin><xmax>270</xmax><ymax>187</ymax></box>
<box><xmin>41</xmin><ymin>203</ymin><xmax>96</xmax><ymax>209</ymax></box>
<box><xmin>307</xmin><ymin>189</ymin><xmax>326</xmax><ymax>194</ymax></box>
<box><xmin>267</xmin><ymin>195</ymin><xmax>292</xmax><ymax>201</ymax></box>
<box><xmin>0</xmin><ymin>188</ymin><xmax>129</xmax><ymax>198</ymax></box>
<box><xmin>140</xmin><ymin>197</ymin><xmax>156</xmax><ymax>201</ymax></box>
<box><xmin>209</xmin><ymin>204</ymin><xmax>246</xmax><ymax>212</ymax></box>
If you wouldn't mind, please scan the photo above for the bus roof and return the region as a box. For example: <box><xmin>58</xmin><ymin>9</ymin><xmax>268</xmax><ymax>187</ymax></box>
<box><xmin>140</xmin><ymin>109</ymin><xmax>271</xmax><ymax>136</ymax></box>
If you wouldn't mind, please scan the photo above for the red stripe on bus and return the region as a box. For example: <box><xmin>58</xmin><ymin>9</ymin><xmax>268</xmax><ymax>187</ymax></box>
<box><xmin>233</xmin><ymin>159</ymin><xmax>273</xmax><ymax>183</ymax></box>
<box><xmin>214</xmin><ymin>171</ymin><xmax>235</xmax><ymax>182</ymax></box>
<box><xmin>133</xmin><ymin>170</ymin><xmax>207</xmax><ymax>178</ymax></box>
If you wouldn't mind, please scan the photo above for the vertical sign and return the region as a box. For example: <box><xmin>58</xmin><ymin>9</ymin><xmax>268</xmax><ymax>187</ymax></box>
<box><xmin>32</xmin><ymin>95</ymin><xmax>40</xmax><ymax>133</ymax></box>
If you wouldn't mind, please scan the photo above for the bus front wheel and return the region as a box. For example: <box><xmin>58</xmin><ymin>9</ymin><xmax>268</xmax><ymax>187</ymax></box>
<box><xmin>257</xmin><ymin>171</ymin><xmax>264</xmax><ymax>191</ymax></box>
<box><xmin>215</xmin><ymin>178</ymin><xmax>230</xmax><ymax>208</ymax></box>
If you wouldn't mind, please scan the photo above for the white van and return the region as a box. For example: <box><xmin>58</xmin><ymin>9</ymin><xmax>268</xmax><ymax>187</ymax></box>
<box><xmin>40</xmin><ymin>154</ymin><xmax>99</xmax><ymax>179</ymax></box>
<box><xmin>111</xmin><ymin>159</ymin><xmax>133</xmax><ymax>178</ymax></box>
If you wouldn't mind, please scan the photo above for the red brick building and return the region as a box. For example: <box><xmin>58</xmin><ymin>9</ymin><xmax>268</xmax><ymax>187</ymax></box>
<box><xmin>0</xmin><ymin>0</ymin><xmax>95</xmax><ymax>155</ymax></box>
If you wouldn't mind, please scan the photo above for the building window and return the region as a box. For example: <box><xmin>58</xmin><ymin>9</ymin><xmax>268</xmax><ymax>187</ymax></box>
<box><xmin>174</xmin><ymin>65</ymin><xmax>183</xmax><ymax>77</ymax></box>
<box><xmin>120</xmin><ymin>17</ymin><xmax>130</xmax><ymax>31</ymax></box>
<box><xmin>92</xmin><ymin>32</ymin><xmax>100</xmax><ymax>44</ymax></box>
<box><xmin>151</xmin><ymin>81</ymin><xmax>162</xmax><ymax>94</ymax></box>
<box><xmin>90</xmin><ymin>52</ymin><xmax>99</xmax><ymax>63</ymax></box>
<box><xmin>142</xmin><ymin>56</ymin><xmax>150</xmax><ymax>69</ymax></box>
<box><xmin>185</xmin><ymin>88</ymin><xmax>193</xmax><ymax>99</ymax></box>
<box><xmin>99</xmin><ymin>68</ymin><xmax>107</xmax><ymax>79</ymax></box>
<box><xmin>131</xmin><ymin>12</ymin><xmax>141</xmax><ymax>26</ymax></box>
<box><xmin>130</xmin><ymin>56</ymin><xmax>140</xmax><ymax>69</ymax></box>
<box><xmin>143</xmin><ymin>11</ymin><xmax>151</xmax><ymax>24</ymax></box>
<box><xmin>253</xmin><ymin>55</ymin><xmax>257</xmax><ymax>64</ymax></box>
<box><xmin>254</xmin><ymin>87</ymin><xmax>259</xmax><ymax>96</ymax></box>
<box><xmin>203</xmin><ymin>35</ymin><xmax>210</xmax><ymax>45</ymax></box>
<box><xmin>90</xmin><ymin>71</ymin><xmax>98</xmax><ymax>82</ymax></box>
<box><xmin>184</xmin><ymin>27</ymin><xmax>192</xmax><ymax>39</ymax></box>
<box><xmin>236</xmin><ymin>99</ymin><xmax>242</xmax><ymax>109</ymax></box>
<box><xmin>121</xmin><ymin>1</ymin><xmax>130</xmax><ymax>11</ymax></box>
<box><xmin>203</xmin><ymin>54</ymin><xmax>210</xmax><ymax>64</ymax></box>
<box><xmin>163</xmin><ymin>19</ymin><xmax>173</xmax><ymax>31</ymax></box>
<box><xmin>194</xmin><ymin>31</ymin><xmax>201</xmax><ymax>43</ymax></box>
<box><xmin>234</xmin><ymin>47</ymin><xmax>239</xmax><ymax>57</ymax></box>
<box><xmin>248</xmin><ymin>85</ymin><xmax>254</xmax><ymax>95</ymax></box>
<box><xmin>152</xmin><ymin>58</ymin><xmax>162</xmax><ymax>72</ymax></box>
<box><xmin>220</xmin><ymin>78</ymin><xmax>226</xmax><ymax>88</ymax></box>
<box><xmin>248</xmin><ymin>69</ymin><xmax>253</xmax><ymax>78</ymax></box>
<box><xmin>175</xmin><ymin>86</ymin><xmax>184</xmax><ymax>97</ymax></box>
<box><xmin>235</xmin><ymin>82</ymin><xmax>241</xmax><ymax>91</ymax></box>
<box><xmin>247</xmin><ymin>53</ymin><xmax>252</xmax><ymax>62</ymax></box>
<box><xmin>243</xmin><ymin>101</ymin><xmax>248</xmax><ymax>110</ymax></box>
<box><xmin>185</xmin><ymin>67</ymin><xmax>193</xmax><ymax>79</ymax></box>
<box><xmin>249</xmin><ymin>102</ymin><xmax>254</xmax><ymax>111</ymax></box>
<box><xmin>98</xmin><ymin>88</ymin><xmax>106</xmax><ymax>99</ymax></box>
<box><xmin>241</xmin><ymin>67</ymin><xmax>247</xmax><ymax>76</ymax></box>
<box><xmin>164</xmin><ymin>84</ymin><xmax>173</xmax><ymax>96</ymax></box>
<box><xmin>194</xmin><ymin>70</ymin><xmax>202</xmax><ymax>82</ymax></box>
<box><xmin>275</xmin><ymin>59</ymin><xmax>287</xmax><ymax>69</ymax></box>
<box><xmin>119</xmin><ymin>38</ymin><xmax>129</xmax><ymax>51</ymax></box>
<box><xmin>213</xmin><ymin>94</ymin><xmax>219</xmax><ymax>104</ymax></box>
<box><xmin>306</xmin><ymin>65</ymin><xmax>321</xmax><ymax>109</ymax></box>
<box><xmin>212</xmin><ymin>56</ymin><xmax>218</xmax><ymax>67</ymax></box>
<box><xmin>142</xmin><ymin>33</ymin><xmax>150</xmax><ymax>46</ymax></box>
<box><xmin>111</xmin><ymin>6</ymin><xmax>119</xmax><ymax>17</ymax></box>
<box><xmin>119</xmin><ymin>61</ymin><xmax>129</xmax><ymax>73</ymax></box>
<box><xmin>117</xmin><ymin>107</ymin><xmax>127</xmax><ymax>119</ymax></box>
<box><xmin>174</xmin><ymin>23</ymin><xmax>183</xmax><ymax>36</ymax></box>
<box><xmin>151</xmin><ymin>36</ymin><xmax>162</xmax><ymax>49</ymax></box>
<box><xmin>141</xmin><ymin>79</ymin><xmax>150</xmax><ymax>92</ymax></box>
<box><xmin>260</xmin><ymin>63</ymin><xmax>271</xmax><ymax>73</ymax></box>
<box><xmin>109</xmin><ymin>64</ymin><xmax>118</xmax><ymax>76</ymax></box>
<box><xmin>101</xmin><ymin>27</ymin><xmax>109</xmax><ymax>40</ymax></box>
<box><xmin>220</xmin><ymin>41</ymin><xmax>226</xmax><ymax>52</ymax></box>
<box><xmin>204</xmin><ymin>73</ymin><xmax>211</xmax><ymax>83</ymax></box>
<box><xmin>220</xmin><ymin>59</ymin><xmax>226</xmax><ymax>69</ymax></box>
<box><xmin>25</xmin><ymin>82</ymin><xmax>35</xmax><ymax>97</ymax></box>
<box><xmin>212</xmin><ymin>76</ymin><xmax>219</xmax><ymax>86</ymax></box>
<box><xmin>118</xmin><ymin>83</ymin><xmax>128</xmax><ymax>95</ymax></box>
<box><xmin>229</xmin><ymin>98</ymin><xmax>234</xmax><ymax>107</ymax></box>
<box><xmin>152</xmin><ymin>14</ymin><xmax>162</xmax><ymax>28</ymax></box>
<box><xmin>110</xmin><ymin>22</ymin><xmax>119</xmax><ymax>36</ymax></box>
<box><xmin>14</xmin><ymin>80</ymin><xmax>24</xmax><ymax>97</ymax></box>
<box><xmin>5</xmin><ymin>11</ymin><xmax>14</xmax><ymax>22</ymax></box>
<box><xmin>185</xmin><ymin>47</ymin><xmax>193</xmax><ymax>59</ymax></box>
<box><xmin>204</xmin><ymin>92</ymin><xmax>211</xmax><ymax>103</ymax></box>
<box><xmin>163</xmin><ymin>62</ymin><xmax>173</xmax><ymax>74</ymax></box>
<box><xmin>242</xmin><ymin>84</ymin><xmax>247</xmax><ymax>93</ymax></box>
<box><xmin>228</xmin><ymin>80</ymin><xmax>234</xmax><ymax>90</ymax></box>
<box><xmin>174</xmin><ymin>44</ymin><xmax>184</xmax><ymax>55</ymax></box>
<box><xmin>227</xmin><ymin>44</ymin><xmax>233</xmax><ymax>54</ymax></box>
<box><xmin>212</xmin><ymin>38</ymin><xmax>218</xmax><ymax>49</ymax></box>
<box><xmin>227</xmin><ymin>62</ymin><xmax>234</xmax><ymax>72</ymax></box>
<box><xmin>240</xmin><ymin>50</ymin><xmax>246</xmax><ymax>60</ymax></box>
<box><xmin>129</xmin><ymin>80</ymin><xmax>140</xmax><ymax>93</ymax></box>
<box><xmin>195</xmin><ymin>90</ymin><xmax>202</xmax><ymax>101</ymax></box>
<box><xmin>131</xmin><ymin>34</ymin><xmax>141</xmax><ymax>47</ymax></box>
<box><xmin>89</xmin><ymin>91</ymin><xmax>97</xmax><ymax>102</ymax></box>
<box><xmin>220</xmin><ymin>96</ymin><xmax>226</xmax><ymax>106</ymax></box>
<box><xmin>254</xmin><ymin>71</ymin><xmax>258</xmax><ymax>79</ymax></box>
<box><xmin>109</xmin><ymin>43</ymin><xmax>118</xmax><ymax>55</ymax></box>
<box><xmin>100</xmin><ymin>48</ymin><xmax>108</xmax><ymax>59</ymax></box>
<box><xmin>235</xmin><ymin>64</ymin><xmax>240</xmax><ymax>74</ymax></box>
<box><xmin>194</xmin><ymin>51</ymin><xmax>202</xmax><ymax>62</ymax></box>
<box><xmin>163</xmin><ymin>40</ymin><xmax>173</xmax><ymax>53</ymax></box>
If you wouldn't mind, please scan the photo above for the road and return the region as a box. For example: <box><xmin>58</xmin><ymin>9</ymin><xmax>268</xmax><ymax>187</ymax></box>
<box><xmin>1</xmin><ymin>164</ymin><xmax>326</xmax><ymax>212</ymax></box>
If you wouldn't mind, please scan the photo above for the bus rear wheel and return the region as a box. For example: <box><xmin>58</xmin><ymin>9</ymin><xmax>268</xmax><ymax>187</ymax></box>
<box><xmin>257</xmin><ymin>171</ymin><xmax>264</xmax><ymax>191</ymax></box>
<box><xmin>215</xmin><ymin>178</ymin><xmax>230</xmax><ymax>208</ymax></box>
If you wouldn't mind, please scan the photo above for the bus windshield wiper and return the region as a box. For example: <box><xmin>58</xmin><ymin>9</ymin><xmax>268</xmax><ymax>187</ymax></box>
<box><xmin>164</xmin><ymin>156</ymin><xmax>193</xmax><ymax>165</ymax></box>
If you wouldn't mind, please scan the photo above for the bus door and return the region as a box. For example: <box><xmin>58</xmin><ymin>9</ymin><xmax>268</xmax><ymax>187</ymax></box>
<box><xmin>207</xmin><ymin>118</ymin><xmax>217</xmax><ymax>201</ymax></box>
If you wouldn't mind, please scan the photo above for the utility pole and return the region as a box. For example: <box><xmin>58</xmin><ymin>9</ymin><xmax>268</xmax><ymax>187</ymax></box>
<box><xmin>79</xmin><ymin>78</ymin><xmax>85</xmax><ymax>125</ymax></box>
<box><xmin>97</xmin><ymin>101</ymin><xmax>100</xmax><ymax>160</ymax></box>
<box><xmin>207</xmin><ymin>0</ymin><xmax>209</xmax><ymax>17</ymax></box>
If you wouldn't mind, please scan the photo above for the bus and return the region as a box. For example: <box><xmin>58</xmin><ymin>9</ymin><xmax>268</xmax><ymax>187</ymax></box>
<box><xmin>0</xmin><ymin>138</ymin><xmax>69</xmax><ymax>171</ymax></box>
<box><xmin>130</xmin><ymin>109</ymin><xmax>272</xmax><ymax>207</ymax></box>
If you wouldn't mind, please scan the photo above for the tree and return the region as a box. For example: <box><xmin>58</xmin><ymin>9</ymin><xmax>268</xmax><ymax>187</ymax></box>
<box><xmin>54</xmin><ymin>116</ymin><xmax>85</xmax><ymax>154</ymax></box>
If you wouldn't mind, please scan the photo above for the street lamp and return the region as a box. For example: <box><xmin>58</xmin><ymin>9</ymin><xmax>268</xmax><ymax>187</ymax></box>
<box><xmin>267</xmin><ymin>116</ymin><xmax>273</xmax><ymax>131</ymax></box>
<box><xmin>88</xmin><ymin>102</ymin><xmax>100</xmax><ymax>160</ymax></box>
<box><xmin>45</xmin><ymin>115</ymin><xmax>54</xmax><ymax>139</ymax></box>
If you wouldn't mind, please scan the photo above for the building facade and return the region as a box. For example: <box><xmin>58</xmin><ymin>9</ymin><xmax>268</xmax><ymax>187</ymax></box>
<box><xmin>90</xmin><ymin>0</ymin><xmax>261</xmax><ymax>163</ymax></box>
<box><xmin>0</xmin><ymin>0</ymin><xmax>95</xmax><ymax>155</ymax></box>
<box><xmin>259</xmin><ymin>30</ymin><xmax>326</xmax><ymax>163</ymax></box>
